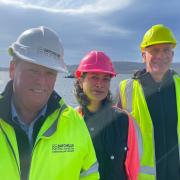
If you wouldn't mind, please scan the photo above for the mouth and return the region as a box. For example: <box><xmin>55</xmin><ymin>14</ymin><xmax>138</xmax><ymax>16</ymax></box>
<box><xmin>30</xmin><ymin>89</ymin><xmax>45</xmax><ymax>94</ymax></box>
<box><xmin>150</xmin><ymin>60</ymin><xmax>170</xmax><ymax>72</ymax></box>
<box><xmin>93</xmin><ymin>89</ymin><xmax>105</xmax><ymax>94</ymax></box>
<box><xmin>152</xmin><ymin>62</ymin><xmax>160</xmax><ymax>68</ymax></box>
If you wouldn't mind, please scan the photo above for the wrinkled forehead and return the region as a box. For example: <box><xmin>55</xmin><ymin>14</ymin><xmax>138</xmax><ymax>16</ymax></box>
<box><xmin>145</xmin><ymin>43</ymin><xmax>174</xmax><ymax>50</ymax></box>
<box><xmin>14</xmin><ymin>59</ymin><xmax>58</xmax><ymax>73</ymax></box>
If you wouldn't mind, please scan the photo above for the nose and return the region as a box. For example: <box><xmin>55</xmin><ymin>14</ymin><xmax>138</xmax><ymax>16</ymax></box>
<box><xmin>95</xmin><ymin>79</ymin><xmax>104</xmax><ymax>88</ymax></box>
<box><xmin>156</xmin><ymin>50</ymin><xmax>166</xmax><ymax>60</ymax></box>
<box><xmin>35</xmin><ymin>72</ymin><xmax>46</xmax><ymax>84</ymax></box>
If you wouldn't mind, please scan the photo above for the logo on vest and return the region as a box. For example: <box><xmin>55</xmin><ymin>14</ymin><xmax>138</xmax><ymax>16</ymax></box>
<box><xmin>52</xmin><ymin>144</ymin><xmax>74</xmax><ymax>153</ymax></box>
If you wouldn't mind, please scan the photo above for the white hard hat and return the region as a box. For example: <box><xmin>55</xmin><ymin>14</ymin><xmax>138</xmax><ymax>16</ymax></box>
<box><xmin>8</xmin><ymin>26</ymin><xmax>67</xmax><ymax>73</ymax></box>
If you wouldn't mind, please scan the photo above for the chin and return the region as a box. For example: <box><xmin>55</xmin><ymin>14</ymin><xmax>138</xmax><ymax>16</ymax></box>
<box><xmin>31</xmin><ymin>99</ymin><xmax>46</xmax><ymax>107</ymax></box>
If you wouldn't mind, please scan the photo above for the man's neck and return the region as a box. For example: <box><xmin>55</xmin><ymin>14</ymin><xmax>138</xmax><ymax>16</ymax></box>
<box><xmin>151</xmin><ymin>73</ymin><xmax>164</xmax><ymax>82</ymax></box>
<box><xmin>15</xmin><ymin>105</ymin><xmax>40</xmax><ymax>124</ymax></box>
<box><xmin>12</xmin><ymin>97</ymin><xmax>41</xmax><ymax>124</ymax></box>
<box><xmin>149</xmin><ymin>70</ymin><xmax>170</xmax><ymax>82</ymax></box>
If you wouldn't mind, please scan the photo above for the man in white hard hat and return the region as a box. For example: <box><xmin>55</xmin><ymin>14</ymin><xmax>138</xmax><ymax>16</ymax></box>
<box><xmin>0</xmin><ymin>26</ymin><xmax>99</xmax><ymax>180</ymax></box>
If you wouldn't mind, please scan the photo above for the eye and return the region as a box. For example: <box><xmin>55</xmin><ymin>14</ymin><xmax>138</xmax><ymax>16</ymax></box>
<box><xmin>164</xmin><ymin>48</ymin><xmax>171</xmax><ymax>54</ymax></box>
<box><xmin>151</xmin><ymin>48</ymin><xmax>159</xmax><ymax>55</ymax></box>
<box><xmin>91</xmin><ymin>75</ymin><xmax>98</xmax><ymax>80</ymax></box>
<box><xmin>46</xmin><ymin>71</ymin><xmax>57</xmax><ymax>76</ymax></box>
<box><xmin>28</xmin><ymin>69</ymin><xmax>38</xmax><ymax>73</ymax></box>
<box><xmin>103</xmin><ymin>77</ymin><xmax>111</xmax><ymax>82</ymax></box>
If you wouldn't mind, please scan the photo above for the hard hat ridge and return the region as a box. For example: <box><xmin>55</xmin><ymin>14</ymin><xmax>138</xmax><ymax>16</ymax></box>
<box><xmin>9</xmin><ymin>26</ymin><xmax>67</xmax><ymax>73</ymax></box>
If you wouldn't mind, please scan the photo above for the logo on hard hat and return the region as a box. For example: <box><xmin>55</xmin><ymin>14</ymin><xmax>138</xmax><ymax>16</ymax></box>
<box><xmin>38</xmin><ymin>48</ymin><xmax>61</xmax><ymax>60</ymax></box>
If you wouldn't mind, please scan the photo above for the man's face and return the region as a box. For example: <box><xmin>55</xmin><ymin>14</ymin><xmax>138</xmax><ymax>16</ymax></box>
<box><xmin>10</xmin><ymin>60</ymin><xmax>57</xmax><ymax>111</ymax></box>
<box><xmin>142</xmin><ymin>44</ymin><xmax>174</xmax><ymax>80</ymax></box>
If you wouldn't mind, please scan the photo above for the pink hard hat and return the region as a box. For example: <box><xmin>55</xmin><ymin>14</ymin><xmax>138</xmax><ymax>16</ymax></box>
<box><xmin>75</xmin><ymin>50</ymin><xmax>116</xmax><ymax>79</ymax></box>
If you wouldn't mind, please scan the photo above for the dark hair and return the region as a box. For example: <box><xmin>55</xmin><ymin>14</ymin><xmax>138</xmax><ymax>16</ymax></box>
<box><xmin>74</xmin><ymin>73</ymin><xmax>113</xmax><ymax>107</ymax></box>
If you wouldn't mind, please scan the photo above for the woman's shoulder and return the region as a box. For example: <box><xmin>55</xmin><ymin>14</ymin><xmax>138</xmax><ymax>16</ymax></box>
<box><xmin>107</xmin><ymin>106</ymin><xmax>129</xmax><ymax>128</ymax></box>
<box><xmin>111</xmin><ymin>106</ymin><xmax>129</xmax><ymax>118</ymax></box>
<box><xmin>107</xmin><ymin>106</ymin><xmax>129</xmax><ymax>141</ymax></box>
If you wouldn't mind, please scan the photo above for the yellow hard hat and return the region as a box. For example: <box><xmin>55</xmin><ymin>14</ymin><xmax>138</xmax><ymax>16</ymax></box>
<box><xmin>140</xmin><ymin>24</ymin><xmax>177</xmax><ymax>50</ymax></box>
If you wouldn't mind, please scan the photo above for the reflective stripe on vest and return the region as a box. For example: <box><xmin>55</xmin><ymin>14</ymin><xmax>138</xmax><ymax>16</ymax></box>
<box><xmin>80</xmin><ymin>162</ymin><xmax>99</xmax><ymax>177</ymax></box>
<box><xmin>130</xmin><ymin>115</ymin><xmax>143</xmax><ymax>161</ymax></box>
<box><xmin>124</xmin><ymin>79</ymin><xmax>133</xmax><ymax>112</ymax></box>
<box><xmin>119</xmin><ymin>75</ymin><xmax>180</xmax><ymax>179</ymax></box>
<box><xmin>120</xmin><ymin>79</ymin><xmax>156</xmax><ymax>179</ymax></box>
<box><xmin>43</xmin><ymin>103</ymin><xmax>67</xmax><ymax>137</ymax></box>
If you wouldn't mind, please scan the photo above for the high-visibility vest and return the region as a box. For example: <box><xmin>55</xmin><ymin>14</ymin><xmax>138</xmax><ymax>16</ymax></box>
<box><xmin>119</xmin><ymin>74</ymin><xmax>180</xmax><ymax>180</ymax></box>
<box><xmin>0</xmin><ymin>99</ymin><xmax>99</xmax><ymax>180</ymax></box>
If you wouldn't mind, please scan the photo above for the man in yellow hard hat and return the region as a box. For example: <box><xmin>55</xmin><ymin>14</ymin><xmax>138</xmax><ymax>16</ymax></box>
<box><xmin>0</xmin><ymin>26</ymin><xmax>99</xmax><ymax>180</ymax></box>
<box><xmin>117</xmin><ymin>24</ymin><xmax>180</xmax><ymax>179</ymax></box>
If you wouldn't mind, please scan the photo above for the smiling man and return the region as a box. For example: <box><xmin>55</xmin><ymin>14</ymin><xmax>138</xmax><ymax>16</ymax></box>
<box><xmin>117</xmin><ymin>24</ymin><xmax>180</xmax><ymax>180</ymax></box>
<box><xmin>0</xmin><ymin>26</ymin><xmax>99</xmax><ymax>180</ymax></box>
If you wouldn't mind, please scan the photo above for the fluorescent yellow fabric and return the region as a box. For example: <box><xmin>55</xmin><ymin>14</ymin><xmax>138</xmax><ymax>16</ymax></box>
<box><xmin>0</xmin><ymin>120</ymin><xmax>20</xmax><ymax>180</ymax></box>
<box><xmin>119</xmin><ymin>75</ymin><xmax>180</xmax><ymax>180</ymax></box>
<box><xmin>0</xmin><ymin>102</ymin><xmax>99</xmax><ymax>180</ymax></box>
<box><xmin>174</xmin><ymin>75</ymin><xmax>180</xmax><ymax>153</ymax></box>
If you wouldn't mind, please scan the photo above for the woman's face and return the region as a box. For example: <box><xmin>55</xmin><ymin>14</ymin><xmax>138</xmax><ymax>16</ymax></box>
<box><xmin>80</xmin><ymin>72</ymin><xmax>111</xmax><ymax>104</ymax></box>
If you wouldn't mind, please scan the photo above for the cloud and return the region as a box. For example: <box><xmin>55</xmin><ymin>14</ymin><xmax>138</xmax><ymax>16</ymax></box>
<box><xmin>0</xmin><ymin>0</ymin><xmax>132</xmax><ymax>14</ymax></box>
<box><xmin>0</xmin><ymin>0</ymin><xmax>180</xmax><ymax>67</ymax></box>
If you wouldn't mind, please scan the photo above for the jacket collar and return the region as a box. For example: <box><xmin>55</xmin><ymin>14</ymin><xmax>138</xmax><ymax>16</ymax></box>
<box><xmin>133</xmin><ymin>69</ymin><xmax>177</xmax><ymax>91</ymax></box>
<box><xmin>133</xmin><ymin>68</ymin><xmax>177</xmax><ymax>80</ymax></box>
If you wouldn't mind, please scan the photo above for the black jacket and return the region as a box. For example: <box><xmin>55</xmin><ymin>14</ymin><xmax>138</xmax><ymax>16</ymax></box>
<box><xmin>82</xmin><ymin>103</ymin><xmax>129</xmax><ymax>180</ymax></box>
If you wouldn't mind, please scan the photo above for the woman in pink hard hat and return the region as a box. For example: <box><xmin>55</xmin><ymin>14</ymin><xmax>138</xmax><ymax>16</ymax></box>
<box><xmin>74</xmin><ymin>50</ymin><xmax>139</xmax><ymax>180</ymax></box>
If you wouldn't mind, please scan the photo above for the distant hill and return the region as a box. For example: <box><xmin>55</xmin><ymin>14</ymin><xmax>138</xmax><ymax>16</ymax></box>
<box><xmin>67</xmin><ymin>62</ymin><xmax>180</xmax><ymax>74</ymax></box>
<box><xmin>112</xmin><ymin>62</ymin><xmax>145</xmax><ymax>74</ymax></box>
<box><xmin>1</xmin><ymin>62</ymin><xmax>180</xmax><ymax>74</ymax></box>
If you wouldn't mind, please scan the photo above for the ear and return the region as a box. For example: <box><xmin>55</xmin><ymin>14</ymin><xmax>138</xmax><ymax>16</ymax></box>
<box><xmin>142</xmin><ymin>51</ymin><xmax>146</xmax><ymax>63</ymax></box>
<box><xmin>9</xmin><ymin>60</ymin><xmax>16</xmax><ymax>80</ymax></box>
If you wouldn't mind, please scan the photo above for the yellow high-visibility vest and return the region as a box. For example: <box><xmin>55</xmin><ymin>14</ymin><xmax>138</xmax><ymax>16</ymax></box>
<box><xmin>0</xmin><ymin>99</ymin><xmax>99</xmax><ymax>180</ymax></box>
<box><xmin>119</xmin><ymin>74</ymin><xmax>180</xmax><ymax>180</ymax></box>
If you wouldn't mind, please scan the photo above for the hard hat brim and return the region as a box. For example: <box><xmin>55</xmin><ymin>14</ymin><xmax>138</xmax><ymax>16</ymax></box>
<box><xmin>9</xmin><ymin>44</ymin><xmax>68</xmax><ymax>73</ymax></box>
<box><xmin>75</xmin><ymin>69</ymin><xmax>116</xmax><ymax>79</ymax></box>
<box><xmin>141</xmin><ymin>41</ymin><xmax>176</xmax><ymax>50</ymax></box>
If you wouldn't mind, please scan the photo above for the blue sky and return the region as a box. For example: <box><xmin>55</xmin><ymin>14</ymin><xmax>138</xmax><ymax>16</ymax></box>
<box><xmin>0</xmin><ymin>0</ymin><xmax>180</xmax><ymax>67</ymax></box>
